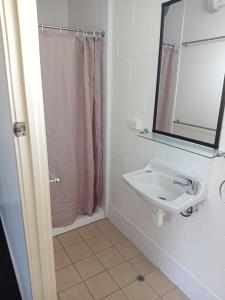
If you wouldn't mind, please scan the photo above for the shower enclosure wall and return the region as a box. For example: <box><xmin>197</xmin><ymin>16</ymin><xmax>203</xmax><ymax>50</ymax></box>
<box><xmin>36</xmin><ymin>0</ymin><xmax>109</xmax><ymax>236</ymax></box>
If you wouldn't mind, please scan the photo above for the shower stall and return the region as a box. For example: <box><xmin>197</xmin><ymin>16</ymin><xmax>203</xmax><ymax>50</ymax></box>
<box><xmin>36</xmin><ymin>0</ymin><xmax>109</xmax><ymax>236</ymax></box>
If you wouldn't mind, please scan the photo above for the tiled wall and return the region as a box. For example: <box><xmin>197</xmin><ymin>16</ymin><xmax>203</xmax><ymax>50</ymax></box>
<box><xmin>109</xmin><ymin>1</ymin><xmax>225</xmax><ymax>299</ymax></box>
<box><xmin>36</xmin><ymin>0</ymin><xmax>69</xmax><ymax>26</ymax></box>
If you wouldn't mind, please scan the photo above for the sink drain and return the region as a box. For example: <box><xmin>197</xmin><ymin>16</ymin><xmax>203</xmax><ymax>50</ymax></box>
<box><xmin>158</xmin><ymin>196</ymin><xmax>167</xmax><ymax>201</ymax></box>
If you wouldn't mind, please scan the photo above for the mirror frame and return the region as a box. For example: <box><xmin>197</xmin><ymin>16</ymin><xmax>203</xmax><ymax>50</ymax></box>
<box><xmin>152</xmin><ymin>0</ymin><xmax>225</xmax><ymax>149</ymax></box>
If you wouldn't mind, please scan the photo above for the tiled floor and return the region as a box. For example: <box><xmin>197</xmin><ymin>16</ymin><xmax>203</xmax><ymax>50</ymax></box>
<box><xmin>54</xmin><ymin>219</ymin><xmax>189</xmax><ymax>300</ymax></box>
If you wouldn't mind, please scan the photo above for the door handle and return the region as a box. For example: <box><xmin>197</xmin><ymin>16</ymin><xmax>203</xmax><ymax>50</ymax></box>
<box><xmin>49</xmin><ymin>172</ymin><xmax>60</xmax><ymax>184</ymax></box>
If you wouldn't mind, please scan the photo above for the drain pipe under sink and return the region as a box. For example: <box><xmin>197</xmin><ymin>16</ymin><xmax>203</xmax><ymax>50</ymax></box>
<box><xmin>152</xmin><ymin>208</ymin><xmax>165</xmax><ymax>227</ymax></box>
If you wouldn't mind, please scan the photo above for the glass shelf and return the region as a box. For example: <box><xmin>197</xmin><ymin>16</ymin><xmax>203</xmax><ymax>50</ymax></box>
<box><xmin>138</xmin><ymin>132</ymin><xmax>225</xmax><ymax>159</ymax></box>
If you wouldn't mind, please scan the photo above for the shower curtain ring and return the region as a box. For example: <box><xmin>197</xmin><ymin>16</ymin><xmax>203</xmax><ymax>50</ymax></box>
<box><xmin>41</xmin><ymin>24</ymin><xmax>44</xmax><ymax>32</ymax></box>
<box><xmin>59</xmin><ymin>26</ymin><xmax>62</xmax><ymax>34</ymax></box>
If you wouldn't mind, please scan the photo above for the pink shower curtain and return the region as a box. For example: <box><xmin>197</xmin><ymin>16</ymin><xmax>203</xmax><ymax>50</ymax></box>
<box><xmin>39</xmin><ymin>30</ymin><xmax>103</xmax><ymax>228</ymax></box>
<box><xmin>156</xmin><ymin>47</ymin><xmax>178</xmax><ymax>133</ymax></box>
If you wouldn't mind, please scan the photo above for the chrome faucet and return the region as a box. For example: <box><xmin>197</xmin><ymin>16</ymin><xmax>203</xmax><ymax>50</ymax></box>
<box><xmin>173</xmin><ymin>174</ymin><xmax>198</xmax><ymax>195</ymax></box>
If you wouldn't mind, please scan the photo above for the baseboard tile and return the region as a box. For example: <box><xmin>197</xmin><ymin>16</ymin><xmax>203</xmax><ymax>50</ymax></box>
<box><xmin>108</xmin><ymin>204</ymin><xmax>220</xmax><ymax>300</ymax></box>
<box><xmin>53</xmin><ymin>207</ymin><xmax>105</xmax><ymax>236</ymax></box>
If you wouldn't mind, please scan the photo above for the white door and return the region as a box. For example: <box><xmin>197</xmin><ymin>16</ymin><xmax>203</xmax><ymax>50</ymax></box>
<box><xmin>0</xmin><ymin>1</ymin><xmax>57</xmax><ymax>299</ymax></box>
<box><xmin>0</xmin><ymin>20</ymin><xmax>32</xmax><ymax>300</ymax></box>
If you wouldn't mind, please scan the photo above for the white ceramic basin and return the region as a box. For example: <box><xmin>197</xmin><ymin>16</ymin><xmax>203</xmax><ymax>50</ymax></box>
<box><xmin>123</xmin><ymin>160</ymin><xmax>207</xmax><ymax>213</ymax></box>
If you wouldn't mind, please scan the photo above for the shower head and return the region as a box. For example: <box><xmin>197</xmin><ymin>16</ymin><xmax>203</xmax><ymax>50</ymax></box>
<box><xmin>208</xmin><ymin>0</ymin><xmax>225</xmax><ymax>12</ymax></box>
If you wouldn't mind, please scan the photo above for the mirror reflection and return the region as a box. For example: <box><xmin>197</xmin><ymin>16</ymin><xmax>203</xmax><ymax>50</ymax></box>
<box><xmin>154</xmin><ymin>0</ymin><xmax>225</xmax><ymax>148</ymax></box>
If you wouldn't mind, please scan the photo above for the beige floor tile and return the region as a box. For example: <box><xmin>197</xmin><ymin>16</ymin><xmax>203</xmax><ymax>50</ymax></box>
<box><xmin>78</xmin><ymin>223</ymin><xmax>101</xmax><ymax>240</ymax></box>
<box><xmin>54</xmin><ymin>250</ymin><xmax>71</xmax><ymax>270</ymax></box>
<box><xmin>129</xmin><ymin>254</ymin><xmax>156</xmax><ymax>275</ymax></box>
<box><xmin>108</xmin><ymin>262</ymin><xmax>137</xmax><ymax>288</ymax></box>
<box><xmin>58</xmin><ymin>230</ymin><xmax>82</xmax><ymax>248</ymax></box>
<box><xmin>145</xmin><ymin>270</ymin><xmax>175</xmax><ymax>296</ymax></box>
<box><xmin>123</xmin><ymin>281</ymin><xmax>158</xmax><ymax>300</ymax></box>
<box><xmin>104</xmin><ymin>290</ymin><xmax>127</xmax><ymax>300</ymax></box>
<box><xmin>56</xmin><ymin>265</ymin><xmax>82</xmax><ymax>292</ymax></box>
<box><xmin>97</xmin><ymin>247</ymin><xmax>125</xmax><ymax>269</ymax></box>
<box><xmin>53</xmin><ymin>237</ymin><xmax>62</xmax><ymax>252</ymax></box>
<box><xmin>162</xmin><ymin>288</ymin><xmax>189</xmax><ymax>300</ymax></box>
<box><xmin>104</xmin><ymin>229</ymin><xmax>127</xmax><ymax>245</ymax></box>
<box><xmin>85</xmin><ymin>271</ymin><xmax>119</xmax><ymax>300</ymax></box>
<box><xmin>86</xmin><ymin>234</ymin><xmax>112</xmax><ymax>253</ymax></box>
<box><xmin>59</xmin><ymin>282</ymin><xmax>93</xmax><ymax>300</ymax></box>
<box><xmin>95</xmin><ymin>219</ymin><xmax>115</xmax><ymax>233</ymax></box>
<box><xmin>75</xmin><ymin>255</ymin><xmax>105</xmax><ymax>280</ymax></box>
<box><xmin>65</xmin><ymin>242</ymin><xmax>93</xmax><ymax>263</ymax></box>
<box><xmin>116</xmin><ymin>240</ymin><xmax>140</xmax><ymax>260</ymax></box>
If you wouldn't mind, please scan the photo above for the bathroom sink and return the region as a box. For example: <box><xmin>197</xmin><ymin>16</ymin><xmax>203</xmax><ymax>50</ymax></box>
<box><xmin>123</xmin><ymin>160</ymin><xmax>207</xmax><ymax>214</ymax></box>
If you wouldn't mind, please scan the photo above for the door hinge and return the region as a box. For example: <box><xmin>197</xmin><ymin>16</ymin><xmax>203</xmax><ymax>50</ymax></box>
<box><xmin>13</xmin><ymin>122</ymin><xmax>26</xmax><ymax>137</ymax></box>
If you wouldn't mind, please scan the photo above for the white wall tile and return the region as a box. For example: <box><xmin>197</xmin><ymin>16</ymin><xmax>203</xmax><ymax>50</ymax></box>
<box><xmin>117</xmin><ymin>30</ymin><xmax>133</xmax><ymax>58</ymax></box>
<box><xmin>179</xmin><ymin>271</ymin><xmax>207</xmax><ymax>300</ymax></box>
<box><xmin>113</xmin><ymin>59</ymin><xmax>132</xmax><ymax>85</ymax></box>
<box><xmin>208</xmin><ymin>158</ymin><xmax>225</xmax><ymax>199</ymax></box>
<box><xmin>134</xmin><ymin>0</ymin><xmax>162</xmax><ymax>28</ymax></box>
<box><xmin>114</xmin><ymin>85</ymin><xmax>147</xmax><ymax>112</ymax></box>
<box><xmin>205</xmin><ymin>196</ymin><xmax>225</xmax><ymax>236</ymax></box>
<box><xmin>199</xmin><ymin>225</ymin><xmax>225</xmax><ymax>269</ymax></box>
<box><xmin>110</xmin><ymin>1</ymin><xmax>225</xmax><ymax>299</ymax></box>
<box><xmin>127</xmin><ymin>111</ymin><xmax>153</xmax><ymax>132</ymax></box>
<box><xmin>114</xmin><ymin>0</ymin><xmax>135</xmax><ymax>30</ymax></box>
<box><xmin>140</xmin><ymin>139</ymin><xmax>155</xmax><ymax>164</ymax></box>
<box><xmin>131</xmin><ymin>29</ymin><xmax>153</xmax><ymax>56</ymax></box>
<box><xmin>114</xmin><ymin>131</ymin><xmax>142</xmax><ymax>160</ymax></box>
<box><xmin>153</xmin><ymin>143</ymin><xmax>168</xmax><ymax>161</ymax></box>
<box><xmin>131</xmin><ymin>55</ymin><xmax>157</xmax><ymax>85</ymax></box>
<box><xmin>151</xmin><ymin>21</ymin><xmax>161</xmax><ymax>54</ymax></box>
<box><xmin>193</xmin><ymin>254</ymin><xmax>225</xmax><ymax>299</ymax></box>
<box><xmin>144</xmin><ymin>85</ymin><xmax>156</xmax><ymax>114</ymax></box>
<box><xmin>165</xmin><ymin>147</ymin><xmax>212</xmax><ymax>181</ymax></box>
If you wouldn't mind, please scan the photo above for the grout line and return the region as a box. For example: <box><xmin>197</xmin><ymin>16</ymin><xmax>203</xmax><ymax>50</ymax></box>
<box><xmin>73</xmin><ymin>263</ymin><xmax>106</xmax><ymax>282</ymax></box>
<box><xmin>82</xmin><ymin>278</ymin><xmax>95</xmax><ymax>300</ymax></box>
<box><xmin>56</xmin><ymin>273</ymin><xmax>82</xmax><ymax>294</ymax></box>
<box><xmin>72</xmin><ymin>253</ymin><xmax>106</xmax><ymax>281</ymax></box>
<box><xmin>58</xmin><ymin>282</ymin><xmax>94</xmax><ymax>299</ymax></box>
<box><xmin>58</xmin><ymin>239</ymin><xmax>84</xmax><ymax>249</ymax></box>
<box><xmin>141</xmin><ymin>270</ymin><xmax>175</xmax><ymax>298</ymax></box>
<box><xmin>54</xmin><ymin>222</ymin><xmax>185</xmax><ymax>299</ymax></box>
<box><xmin>85</xmin><ymin>233</ymin><xmax>114</xmax><ymax>249</ymax></box>
<box><xmin>55</xmin><ymin>262</ymin><xmax>73</xmax><ymax>272</ymax></box>
<box><xmin>54</xmin><ymin>235</ymin><xmax>64</xmax><ymax>250</ymax></box>
<box><xmin>54</xmin><ymin>249</ymin><xmax>73</xmax><ymax>271</ymax></box>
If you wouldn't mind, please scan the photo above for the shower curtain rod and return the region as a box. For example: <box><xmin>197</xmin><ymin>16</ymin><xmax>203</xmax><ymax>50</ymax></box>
<box><xmin>38</xmin><ymin>24</ymin><xmax>105</xmax><ymax>37</ymax></box>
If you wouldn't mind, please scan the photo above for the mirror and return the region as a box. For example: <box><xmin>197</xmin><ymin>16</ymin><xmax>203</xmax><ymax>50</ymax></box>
<box><xmin>153</xmin><ymin>0</ymin><xmax>225</xmax><ymax>148</ymax></box>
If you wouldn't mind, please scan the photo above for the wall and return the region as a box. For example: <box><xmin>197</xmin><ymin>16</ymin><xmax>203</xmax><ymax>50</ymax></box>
<box><xmin>109</xmin><ymin>1</ymin><xmax>225</xmax><ymax>299</ymax></box>
<box><xmin>36</xmin><ymin>0</ymin><xmax>68</xmax><ymax>27</ymax></box>
<box><xmin>0</xmin><ymin>24</ymin><xmax>32</xmax><ymax>300</ymax></box>
<box><xmin>67</xmin><ymin>0</ymin><xmax>107</xmax><ymax>31</ymax></box>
